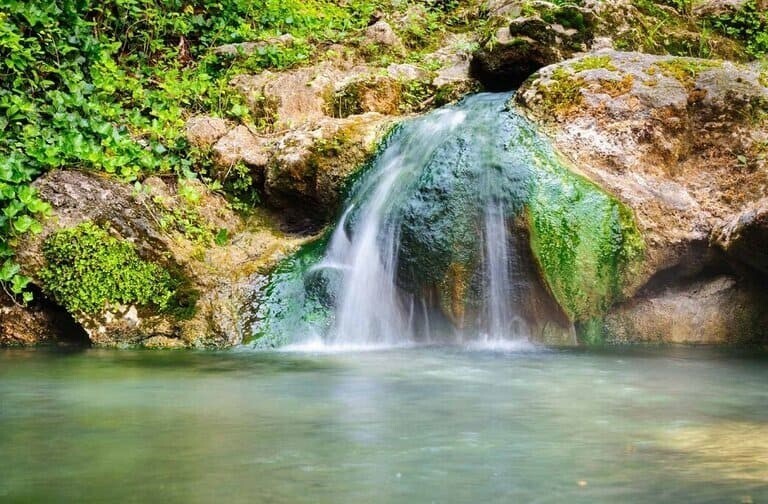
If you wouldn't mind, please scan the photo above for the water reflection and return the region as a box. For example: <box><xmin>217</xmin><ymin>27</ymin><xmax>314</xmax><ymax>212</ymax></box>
<box><xmin>0</xmin><ymin>346</ymin><xmax>767</xmax><ymax>502</ymax></box>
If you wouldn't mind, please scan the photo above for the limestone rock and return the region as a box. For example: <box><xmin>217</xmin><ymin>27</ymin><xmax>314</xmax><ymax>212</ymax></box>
<box><xmin>14</xmin><ymin>170</ymin><xmax>303</xmax><ymax>348</ymax></box>
<box><xmin>517</xmin><ymin>50</ymin><xmax>768</xmax><ymax>289</ymax></box>
<box><xmin>517</xmin><ymin>50</ymin><xmax>768</xmax><ymax>343</ymax></box>
<box><xmin>364</xmin><ymin>20</ymin><xmax>402</xmax><ymax>48</ymax></box>
<box><xmin>211</xmin><ymin>125</ymin><xmax>271</xmax><ymax>172</ymax></box>
<box><xmin>713</xmin><ymin>198</ymin><xmax>768</xmax><ymax>275</ymax></box>
<box><xmin>603</xmin><ymin>276</ymin><xmax>768</xmax><ymax>344</ymax></box>
<box><xmin>185</xmin><ymin>116</ymin><xmax>229</xmax><ymax>148</ymax></box>
<box><xmin>692</xmin><ymin>0</ymin><xmax>748</xmax><ymax>17</ymax></box>
<box><xmin>212</xmin><ymin>34</ymin><xmax>295</xmax><ymax>57</ymax></box>
<box><xmin>472</xmin><ymin>2</ymin><xmax>597</xmax><ymax>88</ymax></box>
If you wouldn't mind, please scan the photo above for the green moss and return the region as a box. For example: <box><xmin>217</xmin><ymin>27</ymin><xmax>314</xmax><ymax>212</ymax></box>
<box><xmin>571</xmin><ymin>55</ymin><xmax>617</xmax><ymax>73</ymax></box>
<box><xmin>599</xmin><ymin>74</ymin><xmax>635</xmax><ymax>97</ymax></box>
<box><xmin>758</xmin><ymin>60</ymin><xmax>768</xmax><ymax>88</ymax></box>
<box><xmin>39</xmin><ymin>222</ymin><xmax>183</xmax><ymax>316</ymax></box>
<box><xmin>539</xmin><ymin>67</ymin><xmax>585</xmax><ymax>117</ymax></box>
<box><xmin>520</xmin><ymin>128</ymin><xmax>645</xmax><ymax>327</ymax></box>
<box><xmin>656</xmin><ymin>57</ymin><xmax>723</xmax><ymax>90</ymax></box>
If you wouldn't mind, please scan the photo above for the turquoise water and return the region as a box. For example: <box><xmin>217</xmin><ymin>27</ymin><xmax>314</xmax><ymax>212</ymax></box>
<box><xmin>1</xmin><ymin>346</ymin><xmax>767</xmax><ymax>503</ymax></box>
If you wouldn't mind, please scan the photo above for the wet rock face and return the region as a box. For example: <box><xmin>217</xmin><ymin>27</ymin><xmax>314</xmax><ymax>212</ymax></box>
<box><xmin>14</xmin><ymin>170</ymin><xmax>302</xmax><ymax>348</ymax></box>
<box><xmin>602</xmin><ymin>275</ymin><xmax>768</xmax><ymax>344</ymax></box>
<box><xmin>517</xmin><ymin>50</ymin><xmax>768</xmax><ymax>343</ymax></box>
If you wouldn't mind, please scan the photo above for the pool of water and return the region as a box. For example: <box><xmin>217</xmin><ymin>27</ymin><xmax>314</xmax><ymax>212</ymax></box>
<box><xmin>1</xmin><ymin>345</ymin><xmax>767</xmax><ymax>503</ymax></box>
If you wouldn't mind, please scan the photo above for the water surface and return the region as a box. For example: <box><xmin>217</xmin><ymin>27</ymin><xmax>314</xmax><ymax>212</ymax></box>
<box><xmin>1</xmin><ymin>346</ymin><xmax>767</xmax><ymax>503</ymax></box>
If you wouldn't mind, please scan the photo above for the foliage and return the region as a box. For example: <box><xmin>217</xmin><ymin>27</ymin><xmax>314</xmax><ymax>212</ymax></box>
<box><xmin>39</xmin><ymin>222</ymin><xmax>177</xmax><ymax>314</ymax></box>
<box><xmin>0</xmin><ymin>0</ymin><xmax>405</xmax><ymax>300</ymax></box>
<box><xmin>706</xmin><ymin>0</ymin><xmax>768</xmax><ymax>58</ymax></box>
<box><xmin>538</xmin><ymin>68</ymin><xmax>585</xmax><ymax>117</ymax></box>
<box><xmin>571</xmin><ymin>55</ymin><xmax>617</xmax><ymax>72</ymax></box>
<box><xmin>655</xmin><ymin>57</ymin><xmax>722</xmax><ymax>90</ymax></box>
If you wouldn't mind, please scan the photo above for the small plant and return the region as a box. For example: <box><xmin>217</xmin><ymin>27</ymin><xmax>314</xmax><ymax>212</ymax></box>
<box><xmin>39</xmin><ymin>222</ymin><xmax>178</xmax><ymax>315</ymax></box>
<box><xmin>707</xmin><ymin>0</ymin><xmax>768</xmax><ymax>58</ymax></box>
<box><xmin>539</xmin><ymin>67</ymin><xmax>585</xmax><ymax>117</ymax></box>
<box><xmin>571</xmin><ymin>55</ymin><xmax>617</xmax><ymax>73</ymax></box>
<box><xmin>656</xmin><ymin>58</ymin><xmax>722</xmax><ymax>89</ymax></box>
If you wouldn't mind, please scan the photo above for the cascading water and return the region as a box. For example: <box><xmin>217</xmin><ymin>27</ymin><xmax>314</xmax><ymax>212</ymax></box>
<box><xmin>250</xmin><ymin>92</ymin><xmax>642</xmax><ymax>349</ymax></box>
<box><xmin>316</xmin><ymin>106</ymin><xmax>473</xmax><ymax>346</ymax></box>
<box><xmin>253</xmin><ymin>93</ymin><xmax>541</xmax><ymax>348</ymax></box>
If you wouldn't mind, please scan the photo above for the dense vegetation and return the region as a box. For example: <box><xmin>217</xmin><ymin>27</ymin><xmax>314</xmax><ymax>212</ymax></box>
<box><xmin>39</xmin><ymin>222</ymin><xmax>177</xmax><ymax>314</ymax></box>
<box><xmin>0</xmin><ymin>0</ymin><xmax>470</xmax><ymax>301</ymax></box>
<box><xmin>0</xmin><ymin>0</ymin><xmax>766</xmax><ymax>305</ymax></box>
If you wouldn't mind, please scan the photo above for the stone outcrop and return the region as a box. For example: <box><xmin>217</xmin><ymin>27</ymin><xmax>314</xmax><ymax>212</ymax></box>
<box><xmin>713</xmin><ymin>198</ymin><xmax>768</xmax><ymax>275</ymax></box>
<box><xmin>472</xmin><ymin>0</ymin><xmax>752</xmax><ymax>89</ymax></box>
<box><xmin>517</xmin><ymin>50</ymin><xmax>768</xmax><ymax>343</ymax></box>
<box><xmin>12</xmin><ymin>170</ymin><xmax>304</xmax><ymax>348</ymax></box>
<box><xmin>197</xmin><ymin>44</ymin><xmax>478</xmax><ymax>229</ymax></box>
<box><xmin>603</xmin><ymin>275</ymin><xmax>768</xmax><ymax>344</ymax></box>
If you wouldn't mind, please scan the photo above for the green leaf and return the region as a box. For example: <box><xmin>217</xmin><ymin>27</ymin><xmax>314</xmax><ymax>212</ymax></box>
<box><xmin>12</xmin><ymin>214</ymin><xmax>34</xmax><ymax>233</ymax></box>
<box><xmin>0</xmin><ymin>260</ymin><xmax>20</xmax><ymax>282</ymax></box>
<box><xmin>214</xmin><ymin>228</ymin><xmax>230</xmax><ymax>246</ymax></box>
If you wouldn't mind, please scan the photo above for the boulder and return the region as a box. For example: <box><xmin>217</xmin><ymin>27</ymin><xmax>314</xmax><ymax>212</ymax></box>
<box><xmin>185</xmin><ymin>116</ymin><xmax>229</xmax><ymax>148</ymax></box>
<box><xmin>204</xmin><ymin>52</ymin><xmax>478</xmax><ymax>229</ymax></box>
<box><xmin>364</xmin><ymin>20</ymin><xmax>402</xmax><ymax>48</ymax></box>
<box><xmin>516</xmin><ymin>50</ymin><xmax>768</xmax><ymax>343</ymax></box>
<box><xmin>14</xmin><ymin>170</ymin><xmax>303</xmax><ymax>348</ymax></box>
<box><xmin>602</xmin><ymin>276</ymin><xmax>768</xmax><ymax>344</ymax></box>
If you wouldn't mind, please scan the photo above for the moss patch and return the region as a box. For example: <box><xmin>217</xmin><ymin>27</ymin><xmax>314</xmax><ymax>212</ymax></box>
<box><xmin>39</xmin><ymin>222</ymin><xmax>182</xmax><ymax>316</ymax></box>
<box><xmin>517</xmin><ymin>127</ymin><xmax>645</xmax><ymax>326</ymax></box>
<box><xmin>599</xmin><ymin>74</ymin><xmax>635</xmax><ymax>97</ymax></box>
<box><xmin>539</xmin><ymin>67</ymin><xmax>586</xmax><ymax>118</ymax></box>
<box><xmin>655</xmin><ymin>57</ymin><xmax>723</xmax><ymax>90</ymax></box>
<box><xmin>571</xmin><ymin>55</ymin><xmax>617</xmax><ymax>73</ymax></box>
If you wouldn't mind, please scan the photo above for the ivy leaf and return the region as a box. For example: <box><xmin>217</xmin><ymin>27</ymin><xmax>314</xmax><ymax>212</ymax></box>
<box><xmin>11</xmin><ymin>274</ymin><xmax>31</xmax><ymax>294</ymax></box>
<box><xmin>12</xmin><ymin>215</ymin><xmax>35</xmax><ymax>233</ymax></box>
<box><xmin>0</xmin><ymin>260</ymin><xmax>20</xmax><ymax>282</ymax></box>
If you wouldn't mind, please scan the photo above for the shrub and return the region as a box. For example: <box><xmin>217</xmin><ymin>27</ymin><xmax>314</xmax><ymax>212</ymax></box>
<box><xmin>39</xmin><ymin>222</ymin><xmax>177</xmax><ymax>314</ymax></box>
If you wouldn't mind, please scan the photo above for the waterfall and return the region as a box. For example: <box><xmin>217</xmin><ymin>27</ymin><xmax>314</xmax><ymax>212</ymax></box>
<box><xmin>313</xmin><ymin>107</ymin><xmax>470</xmax><ymax>345</ymax></box>
<box><xmin>305</xmin><ymin>93</ymin><xmax>531</xmax><ymax>346</ymax></box>
<box><xmin>252</xmin><ymin>92</ymin><xmax>582</xmax><ymax>349</ymax></box>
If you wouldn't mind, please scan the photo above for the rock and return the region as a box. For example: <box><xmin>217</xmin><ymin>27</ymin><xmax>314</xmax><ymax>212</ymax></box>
<box><xmin>364</xmin><ymin>20</ymin><xmax>402</xmax><ymax>48</ymax></box>
<box><xmin>602</xmin><ymin>276</ymin><xmax>768</xmax><ymax>344</ymax></box>
<box><xmin>142</xmin><ymin>335</ymin><xmax>187</xmax><ymax>349</ymax></box>
<box><xmin>713</xmin><ymin>198</ymin><xmax>768</xmax><ymax>275</ymax></box>
<box><xmin>14</xmin><ymin>170</ymin><xmax>303</xmax><ymax>348</ymax></box>
<box><xmin>214</xmin><ymin>52</ymin><xmax>478</xmax><ymax>228</ymax></box>
<box><xmin>0</xmin><ymin>293</ymin><xmax>88</xmax><ymax>346</ymax></box>
<box><xmin>471</xmin><ymin>3</ymin><xmax>597</xmax><ymax>89</ymax></box>
<box><xmin>265</xmin><ymin>113</ymin><xmax>397</xmax><ymax>225</ymax></box>
<box><xmin>518</xmin><ymin>50</ymin><xmax>768</xmax><ymax>288</ymax></box>
<box><xmin>517</xmin><ymin>50</ymin><xmax>768</xmax><ymax>342</ymax></box>
<box><xmin>211</xmin><ymin>125</ymin><xmax>270</xmax><ymax>172</ymax></box>
<box><xmin>185</xmin><ymin>116</ymin><xmax>229</xmax><ymax>148</ymax></box>
<box><xmin>212</xmin><ymin>34</ymin><xmax>295</xmax><ymax>57</ymax></box>
<box><xmin>692</xmin><ymin>0</ymin><xmax>748</xmax><ymax>17</ymax></box>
